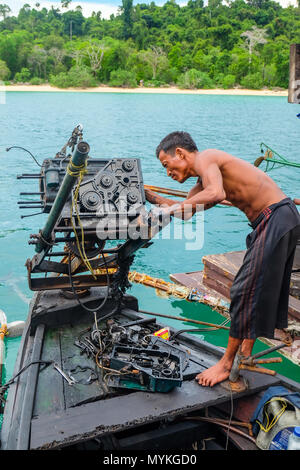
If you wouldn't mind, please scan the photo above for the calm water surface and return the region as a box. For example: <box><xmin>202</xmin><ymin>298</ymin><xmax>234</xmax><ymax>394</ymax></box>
<box><xmin>0</xmin><ymin>91</ymin><xmax>300</xmax><ymax>387</ymax></box>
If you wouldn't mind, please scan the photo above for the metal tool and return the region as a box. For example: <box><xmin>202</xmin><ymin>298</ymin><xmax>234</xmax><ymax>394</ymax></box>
<box><xmin>221</xmin><ymin>342</ymin><xmax>288</xmax><ymax>392</ymax></box>
<box><xmin>53</xmin><ymin>362</ymin><xmax>75</xmax><ymax>385</ymax></box>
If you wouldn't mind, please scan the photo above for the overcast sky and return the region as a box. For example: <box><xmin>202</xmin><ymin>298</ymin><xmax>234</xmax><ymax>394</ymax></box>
<box><xmin>6</xmin><ymin>0</ymin><xmax>298</xmax><ymax>20</ymax></box>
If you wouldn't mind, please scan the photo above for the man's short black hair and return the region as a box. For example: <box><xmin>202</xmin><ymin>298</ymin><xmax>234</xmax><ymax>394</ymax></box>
<box><xmin>156</xmin><ymin>131</ymin><xmax>198</xmax><ymax>159</ymax></box>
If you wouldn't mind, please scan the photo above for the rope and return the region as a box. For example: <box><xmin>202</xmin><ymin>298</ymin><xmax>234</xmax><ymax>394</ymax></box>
<box><xmin>128</xmin><ymin>271</ymin><xmax>190</xmax><ymax>300</ymax></box>
<box><xmin>0</xmin><ymin>360</ymin><xmax>53</xmax><ymax>404</ymax></box>
<box><xmin>67</xmin><ymin>160</ymin><xmax>97</xmax><ymax>279</ymax></box>
<box><xmin>0</xmin><ymin>325</ymin><xmax>7</xmax><ymax>338</ymax></box>
<box><xmin>255</xmin><ymin>397</ymin><xmax>288</xmax><ymax>433</ymax></box>
<box><xmin>128</xmin><ymin>271</ymin><xmax>229</xmax><ymax>314</ymax></box>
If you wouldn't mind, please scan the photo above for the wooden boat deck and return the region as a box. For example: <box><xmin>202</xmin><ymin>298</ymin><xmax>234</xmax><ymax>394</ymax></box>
<box><xmin>1</xmin><ymin>288</ymin><xmax>293</xmax><ymax>451</ymax></box>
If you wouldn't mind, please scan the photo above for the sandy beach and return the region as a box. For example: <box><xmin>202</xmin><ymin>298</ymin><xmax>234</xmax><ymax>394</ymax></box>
<box><xmin>1</xmin><ymin>83</ymin><xmax>288</xmax><ymax>96</ymax></box>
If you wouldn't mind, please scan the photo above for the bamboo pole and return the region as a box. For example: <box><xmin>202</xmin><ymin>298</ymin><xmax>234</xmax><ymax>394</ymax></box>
<box><xmin>144</xmin><ymin>184</ymin><xmax>233</xmax><ymax>206</ymax></box>
<box><xmin>128</xmin><ymin>271</ymin><xmax>229</xmax><ymax>314</ymax></box>
<box><xmin>144</xmin><ymin>184</ymin><xmax>188</xmax><ymax>198</ymax></box>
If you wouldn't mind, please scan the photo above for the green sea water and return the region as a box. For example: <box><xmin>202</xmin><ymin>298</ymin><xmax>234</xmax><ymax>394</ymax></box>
<box><xmin>0</xmin><ymin>91</ymin><xmax>300</xmax><ymax>388</ymax></box>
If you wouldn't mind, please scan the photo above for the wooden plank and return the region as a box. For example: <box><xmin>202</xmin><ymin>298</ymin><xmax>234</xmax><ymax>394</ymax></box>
<box><xmin>17</xmin><ymin>324</ymin><xmax>45</xmax><ymax>450</ymax></box>
<box><xmin>30</xmin><ymin>373</ymin><xmax>280</xmax><ymax>449</ymax></box>
<box><xmin>169</xmin><ymin>271</ymin><xmax>229</xmax><ymax>303</ymax></box>
<box><xmin>60</xmin><ymin>321</ymin><xmax>104</xmax><ymax>408</ymax></box>
<box><xmin>294</xmin><ymin>241</ymin><xmax>300</xmax><ymax>268</ymax></box>
<box><xmin>203</xmin><ymin>251</ymin><xmax>245</xmax><ymax>282</ymax></box>
<box><xmin>171</xmin><ymin>250</ymin><xmax>300</xmax><ymax>322</ymax></box>
<box><xmin>33</xmin><ymin>327</ymin><xmax>65</xmax><ymax>417</ymax></box>
<box><xmin>3</xmin><ymin>321</ymin><xmax>35</xmax><ymax>450</ymax></box>
<box><xmin>289</xmin><ymin>44</ymin><xmax>300</xmax><ymax>103</ymax></box>
<box><xmin>291</xmin><ymin>272</ymin><xmax>300</xmax><ymax>299</ymax></box>
<box><xmin>289</xmin><ymin>295</ymin><xmax>300</xmax><ymax>322</ymax></box>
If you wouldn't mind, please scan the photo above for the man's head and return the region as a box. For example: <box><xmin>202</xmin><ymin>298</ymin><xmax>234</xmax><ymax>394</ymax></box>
<box><xmin>156</xmin><ymin>131</ymin><xmax>198</xmax><ymax>183</ymax></box>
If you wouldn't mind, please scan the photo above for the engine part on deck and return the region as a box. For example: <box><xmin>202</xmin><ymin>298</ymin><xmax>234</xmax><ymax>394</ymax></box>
<box><xmin>109</xmin><ymin>345</ymin><xmax>183</xmax><ymax>392</ymax></box>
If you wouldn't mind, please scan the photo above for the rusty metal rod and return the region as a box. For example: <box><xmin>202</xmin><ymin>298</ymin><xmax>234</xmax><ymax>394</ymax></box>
<box><xmin>239</xmin><ymin>364</ymin><xmax>276</xmax><ymax>376</ymax></box>
<box><xmin>138</xmin><ymin>309</ymin><xmax>230</xmax><ymax>330</ymax></box>
<box><xmin>252</xmin><ymin>358</ymin><xmax>282</xmax><ymax>364</ymax></box>
<box><xmin>184</xmin><ymin>417</ymin><xmax>256</xmax><ymax>443</ymax></box>
<box><xmin>245</xmin><ymin>342</ymin><xmax>287</xmax><ymax>361</ymax></box>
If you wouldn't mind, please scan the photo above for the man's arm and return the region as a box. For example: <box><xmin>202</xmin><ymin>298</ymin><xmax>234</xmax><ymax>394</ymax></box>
<box><xmin>145</xmin><ymin>176</ymin><xmax>221</xmax><ymax>219</ymax></box>
<box><xmin>144</xmin><ymin>190</ymin><xmax>176</xmax><ymax>207</ymax></box>
<box><xmin>166</xmin><ymin>161</ymin><xmax>226</xmax><ymax>219</ymax></box>
<box><xmin>145</xmin><ymin>180</ymin><xmax>203</xmax><ymax>220</ymax></box>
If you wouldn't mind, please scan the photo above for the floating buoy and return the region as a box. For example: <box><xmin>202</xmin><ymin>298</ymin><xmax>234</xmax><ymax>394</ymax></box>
<box><xmin>0</xmin><ymin>309</ymin><xmax>7</xmax><ymax>388</ymax></box>
<box><xmin>0</xmin><ymin>309</ymin><xmax>25</xmax><ymax>392</ymax></box>
<box><xmin>0</xmin><ymin>309</ymin><xmax>25</xmax><ymax>338</ymax></box>
<box><xmin>6</xmin><ymin>321</ymin><xmax>26</xmax><ymax>338</ymax></box>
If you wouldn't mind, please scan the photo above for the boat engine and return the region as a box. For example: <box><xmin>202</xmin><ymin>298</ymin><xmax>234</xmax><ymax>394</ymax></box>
<box><xmin>16</xmin><ymin>125</ymin><xmax>167</xmax><ymax>294</ymax></box>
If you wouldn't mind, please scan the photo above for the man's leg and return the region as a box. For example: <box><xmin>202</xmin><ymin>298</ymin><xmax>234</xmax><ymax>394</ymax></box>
<box><xmin>195</xmin><ymin>336</ymin><xmax>256</xmax><ymax>387</ymax></box>
<box><xmin>240</xmin><ymin>338</ymin><xmax>255</xmax><ymax>357</ymax></box>
<box><xmin>195</xmin><ymin>336</ymin><xmax>241</xmax><ymax>387</ymax></box>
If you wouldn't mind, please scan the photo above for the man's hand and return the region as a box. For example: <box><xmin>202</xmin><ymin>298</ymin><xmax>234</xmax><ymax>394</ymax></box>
<box><xmin>145</xmin><ymin>189</ymin><xmax>178</xmax><ymax>208</ymax></box>
<box><xmin>151</xmin><ymin>203</ymin><xmax>194</xmax><ymax>221</ymax></box>
<box><xmin>145</xmin><ymin>189</ymin><xmax>163</xmax><ymax>205</ymax></box>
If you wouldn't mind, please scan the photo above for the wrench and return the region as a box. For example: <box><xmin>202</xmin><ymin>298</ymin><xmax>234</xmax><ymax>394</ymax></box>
<box><xmin>53</xmin><ymin>362</ymin><xmax>75</xmax><ymax>385</ymax></box>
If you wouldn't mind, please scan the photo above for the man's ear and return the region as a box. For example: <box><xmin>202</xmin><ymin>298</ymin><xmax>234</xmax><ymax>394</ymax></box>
<box><xmin>176</xmin><ymin>147</ymin><xmax>185</xmax><ymax>160</ymax></box>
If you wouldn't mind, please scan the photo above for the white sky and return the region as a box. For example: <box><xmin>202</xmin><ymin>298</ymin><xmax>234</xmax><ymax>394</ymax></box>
<box><xmin>5</xmin><ymin>0</ymin><xmax>298</xmax><ymax>20</ymax></box>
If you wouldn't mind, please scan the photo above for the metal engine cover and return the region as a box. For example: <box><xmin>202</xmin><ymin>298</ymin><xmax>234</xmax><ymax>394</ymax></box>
<box><xmin>75</xmin><ymin>159</ymin><xmax>145</xmax><ymax>218</ymax></box>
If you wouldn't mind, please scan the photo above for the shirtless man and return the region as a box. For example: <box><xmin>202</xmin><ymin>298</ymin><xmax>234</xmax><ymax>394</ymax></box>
<box><xmin>145</xmin><ymin>131</ymin><xmax>300</xmax><ymax>387</ymax></box>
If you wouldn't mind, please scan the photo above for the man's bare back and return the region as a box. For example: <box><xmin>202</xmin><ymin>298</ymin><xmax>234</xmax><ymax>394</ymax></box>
<box><xmin>198</xmin><ymin>149</ymin><xmax>286</xmax><ymax>222</ymax></box>
<box><xmin>150</xmin><ymin>147</ymin><xmax>287</xmax><ymax>223</ymax></box>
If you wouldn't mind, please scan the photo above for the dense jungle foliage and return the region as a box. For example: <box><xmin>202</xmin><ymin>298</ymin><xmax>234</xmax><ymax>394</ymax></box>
<box><xmin>0</xmin><ymin>0</ymin><xmax>299</xmax><ymax>89</ymax></box>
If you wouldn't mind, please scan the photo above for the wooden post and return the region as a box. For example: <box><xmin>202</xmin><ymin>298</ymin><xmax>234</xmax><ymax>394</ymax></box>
<box><xmin>288</xmin><ymin>44</ymin><xmax>300</xmax><ymax>104</ymax></box>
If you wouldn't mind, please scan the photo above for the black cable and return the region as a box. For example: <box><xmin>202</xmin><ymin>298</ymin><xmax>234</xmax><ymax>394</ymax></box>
<box><xmin>0</xmin><ymin>360</ymin><xmax>53</xmax><ymax>395</ymax></box>
<box><xmin>67</xmin><ymin>252</ymin><xmax>116</xmax><ymax>320</ymax></box>
<box><xmin>6</xmin><ymin>146</ymin><xmax>42</xmax><ymax>167</ymax></box>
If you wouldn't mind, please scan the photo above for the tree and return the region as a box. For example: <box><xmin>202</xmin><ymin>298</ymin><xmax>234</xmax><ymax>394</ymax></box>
<box><xmin>241</xmin><ymin>26</ymin><xmax>268</xmax><ymax>65</ymax></box>
<box><xmin>120</xmin><ymin>0</ymin><xmax>133</xmax><ymax>39</ymax></box>
<box><xmin>0</xmin><ymin>4</ymin><xmax>11</xmax><ymax>20</ymax></box>
<box><xmin>140</xmin><ymin>46</ymin><xmax>168</xmax><ymax>80</ymax></box>
<box><xmin>0</xmin><ymin>59</ymin><xmax>9</xmax><ymax>79</ymax></box>
<box><xmin>28</xmin><ymin>46</ymin><xmax>48</xmax><ymax>78</ymax></box>
<box><xmin>48</xmin><ymin>47</ymin><xmax>66</xmax><ymax>70</ymax></box>
<box><xmin>84</xmin><ymin>41</ymin><xmax>105</xmax><ymax>76</ymax></box>
<box><xmin>61</xmin><ymin>0</ymin><xmax>71</xmax><ymax>9</ymax></box>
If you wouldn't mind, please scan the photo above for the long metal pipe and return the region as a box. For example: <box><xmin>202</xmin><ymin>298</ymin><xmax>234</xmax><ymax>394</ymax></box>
<box><xmin>35</xmin><ymin>141</ymin><xmax>90</xmax><ymax>253</ymax></box>
<box><xmin>138</xmin><ymin>309</ymin><xmax>230</xmax><ymax>330</ymax></box>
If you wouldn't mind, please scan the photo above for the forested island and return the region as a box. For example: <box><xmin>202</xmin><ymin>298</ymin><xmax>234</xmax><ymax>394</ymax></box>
<box><xmin>0</xmin><ymin>0</ymin><xmax>299</xmax><ymax>90</ymax></box>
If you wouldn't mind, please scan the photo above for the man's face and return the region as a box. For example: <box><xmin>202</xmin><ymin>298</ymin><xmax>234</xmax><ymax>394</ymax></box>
<box><xmin>158</xmin><ymin>149</ymin><xmax>189</xmax><ymax>183</ymax></box>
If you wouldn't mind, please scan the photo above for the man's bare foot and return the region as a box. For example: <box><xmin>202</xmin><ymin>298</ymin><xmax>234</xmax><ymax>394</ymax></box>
<box><xmin>195</xmin><ymin>358</ymin><xmax>233</xmax><ymax>387</ymax></box>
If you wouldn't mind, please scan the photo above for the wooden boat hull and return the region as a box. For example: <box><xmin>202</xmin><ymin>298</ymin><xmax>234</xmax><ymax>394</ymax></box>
<box><xmin>1</xmin><ymin>287</ymin><xmax>300</xmax><ymax>451</ymax></box>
